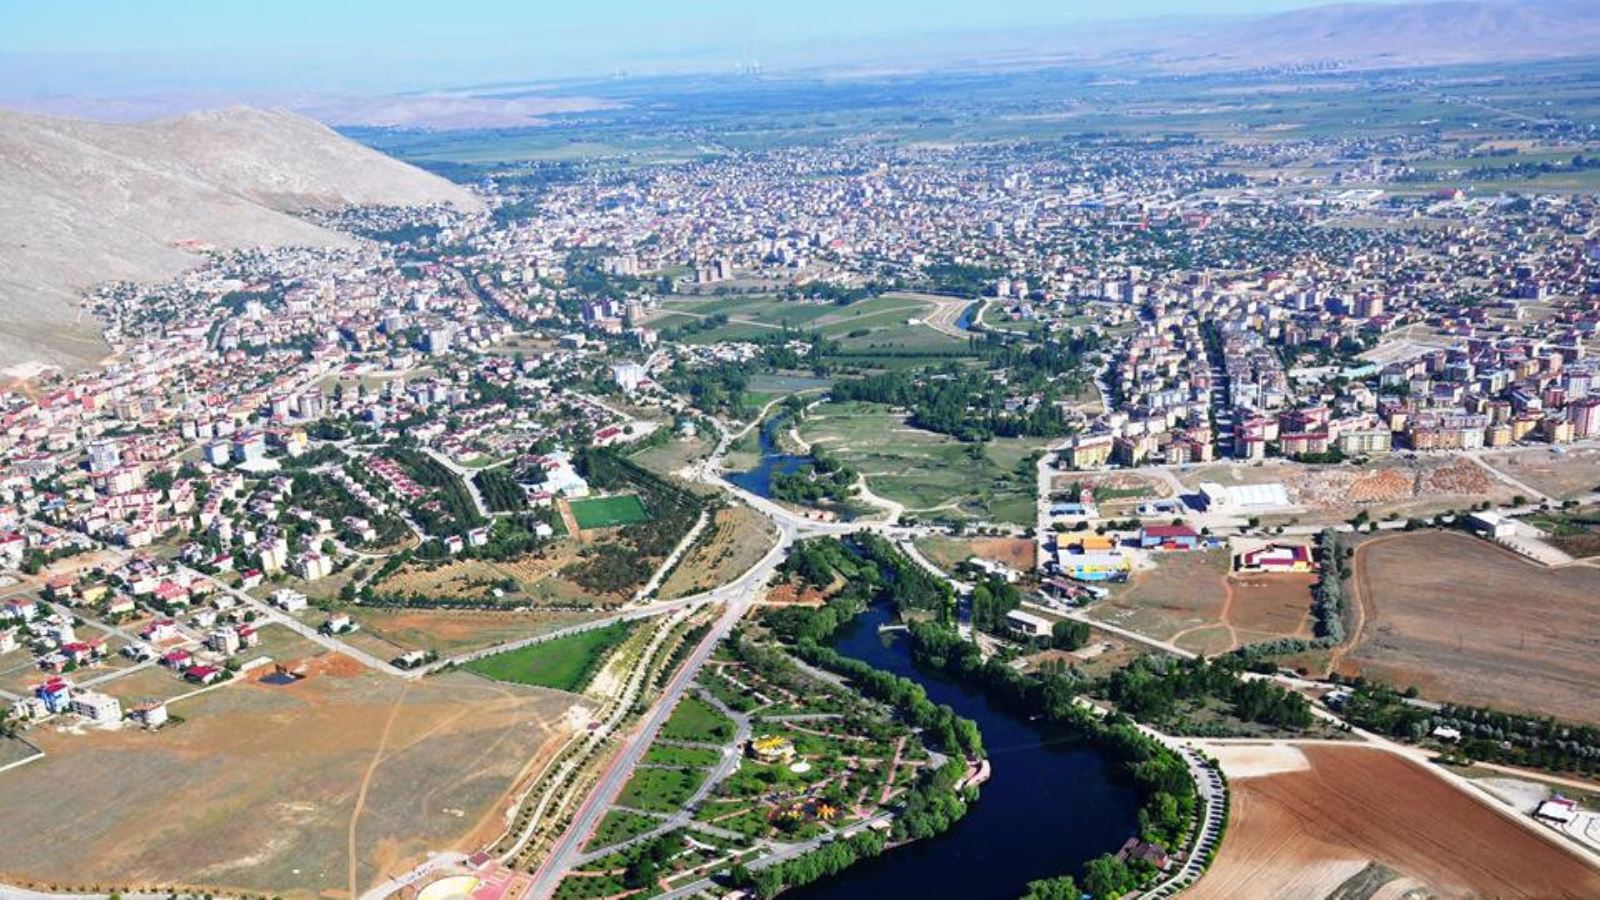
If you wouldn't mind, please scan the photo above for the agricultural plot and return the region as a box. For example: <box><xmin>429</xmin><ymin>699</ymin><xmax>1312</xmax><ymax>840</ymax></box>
<box><xmin>1191</xmin><ymin>744</ymin><xmax>1600</xmax><ymax>899</ymax></box>
<box><xmin>463</xmin><ymin>621</ymin><xmax>634</xmax><ymax>693</ymax></box>
<box><xmin>798</xmin><ymin>401</ymin><xmax>1047</xmax><ymax>524</ymax></box>
<box><xmin>0</xmin><ymin>663</ymin><xmax>582</xmax><ymax>897</ymax></box>
<box><xmin>568</xmin><ymin>494</ymin><xmax>651</xmax><ymax>529</ymax></box>
<box><xmin>1344</xmin><ymin>530</ymin><xmax>1600</xmax><ymax>725</ymax></box>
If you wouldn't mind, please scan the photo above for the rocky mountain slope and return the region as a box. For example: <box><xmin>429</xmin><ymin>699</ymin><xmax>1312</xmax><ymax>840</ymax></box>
<box><xmin>0</xmin><ymin>106</ymin><xmax>482</xmax><ymax>375</ymax></box>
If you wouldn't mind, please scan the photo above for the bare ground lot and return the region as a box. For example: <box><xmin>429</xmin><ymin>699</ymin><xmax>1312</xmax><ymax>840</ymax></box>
<box><xmin>0</xmin><ymin>660</ymin><xmax>582</xmax><ymax>898</ymax></box>
<box><xmin>1344</xmin><ymin>530</ymin><xmax>1600</xmax><ymax>725</ymax></box>
<box><xmin>1180</xmin><ymin>454</ymin><xmax>1516</xmax><ymax>521</ymax></box>
<box><xmin>914</xmin><ymin>535</ymin><xmax>1037</xmax><ymax>574</ymax></box>
<box><xmin>660</xmin><ymin>505</ymin><xmax>777</xmax><ymax>599</ymax></box>
<box><xmin>1480</xmin><ymin>446</ymin><xmax>1600</xmax><ymax>501</ymax></box>
<box><xmin>346</xmin><ymin>606</ymin><xmax>613</xmax><ymax>657</ymax></box>
<box><xmin>1191</xmin><ymin>744</ymin><xmax>1600</xmax><ymax>899</ymax></box>
<box><xmin>1086</xmin><ymin>550</ymin><xmax>1229</xmax><ymax>644</ymax></box>
<box><xmin>374</xmin><ymin>542</ymin><xmax>628</xmax><ymax>608</ymax></box>
<box><xmin>1228</xmin><ymin>573</ymin><xmax>1317</xmax><ymax>645</ymax></box>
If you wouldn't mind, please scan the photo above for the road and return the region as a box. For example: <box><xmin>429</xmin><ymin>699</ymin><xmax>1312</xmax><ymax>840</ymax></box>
<box><xmin>523</xmin><ymin>516</ymin><xmax>796</xmax><ymax>897</ymax></box>
<box><xmin>177</xmin><ymin>565</ymin><xmax>411</xmax><ymax>678</ymax></box>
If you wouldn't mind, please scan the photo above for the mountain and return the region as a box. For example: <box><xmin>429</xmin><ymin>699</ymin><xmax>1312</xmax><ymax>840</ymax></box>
<box><xmin>1120</xmin><ymin>0</ymin><xmax>1600</xmax><ymax>72</ymax></box>
<box><xmin>0</xmin><ymin>106</ymin><xmax>482</xmax><ymax>376</ymax></box>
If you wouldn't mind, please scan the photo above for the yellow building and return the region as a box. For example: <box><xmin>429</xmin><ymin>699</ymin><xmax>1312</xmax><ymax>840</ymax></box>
<box><xmin>750</xmin><ymin>735</ymin><xmax>797</xmax><ymax>763</ymax></box>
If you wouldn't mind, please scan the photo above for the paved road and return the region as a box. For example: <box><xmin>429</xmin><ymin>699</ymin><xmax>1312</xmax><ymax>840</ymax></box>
<box><xmin>523</xmin><ymin>523</ymin><xmax>795</xmax><ymax>896</ymax></box>
<box><xmin>178</xmin><ymin>565</ymin><xmax>411</xmax><ymax>678</ymax></box>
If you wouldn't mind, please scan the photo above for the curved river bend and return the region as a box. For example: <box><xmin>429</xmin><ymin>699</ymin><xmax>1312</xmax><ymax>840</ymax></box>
<box><xmin>792</xmin><ymin>604</ymin><xmax>1139</xmax><ymax>900</ymax></box>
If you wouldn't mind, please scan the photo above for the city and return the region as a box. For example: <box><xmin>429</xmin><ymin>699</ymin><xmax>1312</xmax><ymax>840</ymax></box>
<box><xmin>2</xmin><ymin>2</ymin><xmax>1600</xmax><ymax>900</ymax></box>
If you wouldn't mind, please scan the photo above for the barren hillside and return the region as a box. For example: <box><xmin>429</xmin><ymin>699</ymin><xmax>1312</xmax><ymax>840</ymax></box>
<box><xmin>0</xmin><ymin>106</ymin><xmax>482</xmax><ymax>375</ymax></box>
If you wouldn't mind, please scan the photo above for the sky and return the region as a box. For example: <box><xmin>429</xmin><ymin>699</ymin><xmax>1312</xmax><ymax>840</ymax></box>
<box><xmin>2</xmin><ymin>0</ymin><xmax>1389</xmax><ymax>100</ymax></box>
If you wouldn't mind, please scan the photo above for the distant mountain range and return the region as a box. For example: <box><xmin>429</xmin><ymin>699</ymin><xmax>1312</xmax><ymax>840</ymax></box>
<box><xmin>1127</xmin><ymin>0</ymin><xmax>1600</xmax><ymax>72</ymax></box>
<box><xmin>0</xmin><ymin>106</ymin><xmax>480</xmax><ymax>375</ymax></box>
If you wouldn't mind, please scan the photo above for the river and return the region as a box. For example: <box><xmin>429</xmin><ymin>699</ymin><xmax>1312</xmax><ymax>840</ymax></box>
<box><xmin>726</xmin><ymin>414</ymin><xmax>808</xmax><ymax>499</ymax></box>
<box><xmin>792</xmin><ymin>603</ymin><xmax>1139</xmax><ymax>900</ymax></box>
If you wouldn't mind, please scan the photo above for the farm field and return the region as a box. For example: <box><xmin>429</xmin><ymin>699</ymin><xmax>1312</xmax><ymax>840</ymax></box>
<box><xmin>1480</xmin><ymin>446</ymin><xmax>1600</xmax><ymax>501</ymax></box>
<box><xmin>798</xmin><ymin>401</ymin><xmax>1046</xmax><ymax>524</ymax></box>
<box><xmin>1343</xmin><ymin>530</ymin><xmax>1600</xmax><ymax>724</ymax></box>
<box><xmin>463</xmin><ymin>621</ymin><xmax>634</xmax><ymax>693</ymax></box>
<box><xmin>659</xmin><ymin>505</ymin><xmax>778</xmax><ymax>599</ymax></box>
<box><xmin>569</xmin><ymin>494</ymin><xmax>651</xmax><ymax>529</ymax></box>
<box><xmin>1190</xmin><ymin>744</ymin><xmax>1600</xmax><ymax>899</ymax></box>
<box><xmin>0</xmin><ymin>660</ymin><xmax>582</xmax><ymax>897</ymax></box>
<box><xmin>346</xmin><ymin>606</ymin><xmax>612</xmax><ymax>658</ymax></box>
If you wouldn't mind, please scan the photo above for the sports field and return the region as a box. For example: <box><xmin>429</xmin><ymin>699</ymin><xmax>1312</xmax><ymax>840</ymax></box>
<box><xmin>569</xmin><ymin>494</ymin><xmax>651</xmax><ymax>529</ymax></box>
<box><xmin>463</xmin><ymin>621</ymin><xmax>634</xmax><ymax>693</ymax></box>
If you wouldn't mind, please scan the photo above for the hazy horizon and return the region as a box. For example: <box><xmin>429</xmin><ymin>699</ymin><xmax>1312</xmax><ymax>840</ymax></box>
<box><xmin>5</xmin><ymin>0</ymin><xmax>1410</xmax><ymax>102</ymax></box>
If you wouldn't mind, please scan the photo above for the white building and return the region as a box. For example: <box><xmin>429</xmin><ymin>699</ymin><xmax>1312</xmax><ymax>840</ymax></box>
<box><xmin>70</xmin><ymin>692</ymin><xmax>122</xmax><ymax>724</ymax></box>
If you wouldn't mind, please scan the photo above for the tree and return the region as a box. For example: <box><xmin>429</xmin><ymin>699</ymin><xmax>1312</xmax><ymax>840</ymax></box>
<box><xmin>1022</xmin><ymin>876</ymin><xmax>1081</xmax><ymax>900</ymax></box>
<box><xmin>1052</xmin><ymin>619</ymin><xmax>1090</xmax><ymax>651</ymax></box>
<box><xmin>1082</xmin><ymin>854</ymin><xmax>1137</xmax><ymax>899</ymax></box>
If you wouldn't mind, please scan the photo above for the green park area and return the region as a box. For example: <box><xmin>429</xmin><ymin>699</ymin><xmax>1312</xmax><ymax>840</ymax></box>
<box><xmin>798</xmin><ymin>400</ymin><xmax>1047</xmax><ymax>524</ymax></box>
<box><xmin>462</xmin><ymin>621</ymin><xmax>633</xmax><ymax>692</ymax></box>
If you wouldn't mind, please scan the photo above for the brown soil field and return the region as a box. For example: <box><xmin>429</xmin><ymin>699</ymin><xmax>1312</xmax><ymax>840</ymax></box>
<box><xmin>660</xmin><ymin>505</ymin><xmax>778</xmax><ymax>599</ymax></box>
<box><xmin>1480</xmin><ymin>446</ymin><xmax>1600</xmax><ymax>501</ymax></box>
<box><xmin>348</xmin><ymin>606</ymin><xmax>611</xmax><ymax>657</ymax></box>
<box><xmin>968</xmin><ymin>536</ymin><xmax>1037</xmax><ymax>571</ymax></box>
<box><xmin>1191</xmin><ymin>744</ymin><xmax>1600</xmax><ymax>899</ymax></box>
<box><xmin>1228</xmin><ymin>573</ymin><xmax>1316</xmax><ymax>644</ymax></box>
<box><xmin>1345</xmin><ymin>530</ymin><xmax>1600</xmax><ymax>725</ymax></box>
<box><xmin>1087</xmin><ymin>550</ymin><xmax>1229</xmax><ymax>642</ymax></box>
<box><xmin>0</xmin><ymin>660</ymin><xmax>583</xmax><ymax>898</ymax></box>
<box><xmin>914</xmin><ymin>535</ymin><xmax>1035</xmax><ymax>575</ymax></box>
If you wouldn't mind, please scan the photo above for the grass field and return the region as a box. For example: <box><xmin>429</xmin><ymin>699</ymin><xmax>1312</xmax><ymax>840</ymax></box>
<box><xmin>616</xmin><ymin>766</ymin><xmax>709</xmax><ymax>813</ymax></box>
<box><xmin>1192</xmin><ymin>744</ymin><xmax>1600</xmax><ymax>899</ymax></box>
<box><xmin>0</xmin><ymin>663</ymin><xmax>579</xmax><ymax>897</ymax></box>
<box><xmin>1342</xmin><ymin>530</ymin><xmax>1600</xmax><ymax>724</ymax></box>
<box><xmin>463</xmin><ymin>621</ymin><xmax>634</xmax><ymax>693</ymax></box>
<box><xmin>659</xmin><ymin>695</ymin><xmax>737</xmax><ymax>744</ymax></box>
<box><xmin>585</xmin><ymin>809</ymin><xmax>662</xmax><ymax>852</ymax></box>
<box><xmin>798</xmin><ymin>401</ymin><xmax>1046</xmax><ymax>523</ymax></box>
<box><xmin>569</xmin><ymin>494</ymin><xmax>651</xmax><ymax>529</ymax></box>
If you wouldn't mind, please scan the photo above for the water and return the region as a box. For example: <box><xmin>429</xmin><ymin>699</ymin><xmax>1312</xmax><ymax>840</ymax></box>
<box><xmin>726</xmin><ymin>415</ymin><xmax>809</xmax><ymax>499</ymax></box>
<box><xmin>955</xmin><ymin>301</ymin><xmax>978</xmax><ymax>331</ymax></box>
<box><xmin>792</xmin><ymin>603</ymin><xmax>1139</xmax><ymax>900</ymax></box>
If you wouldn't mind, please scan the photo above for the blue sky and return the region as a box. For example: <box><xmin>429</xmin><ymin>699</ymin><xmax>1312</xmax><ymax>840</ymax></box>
<box><xmin>3</xmin><ymin>0</ymin><xmax>1383</xmax><ymax>98</ymax></box>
